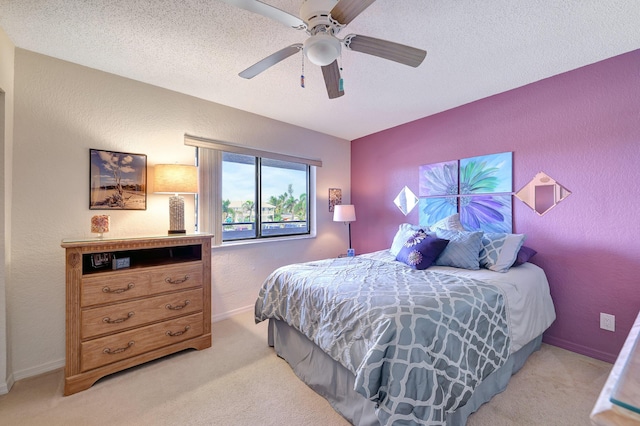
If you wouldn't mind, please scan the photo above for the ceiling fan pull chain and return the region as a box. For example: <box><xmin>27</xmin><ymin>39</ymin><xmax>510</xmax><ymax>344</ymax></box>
<box><xmin>300</xmin><ymin>50</ymin><xmax>305</xmax><ymax>88</ymax></box>
<box><xmin>339</xmin><ymin>56</ymin><xmax>344</xmax><ymax>92</ymax></box>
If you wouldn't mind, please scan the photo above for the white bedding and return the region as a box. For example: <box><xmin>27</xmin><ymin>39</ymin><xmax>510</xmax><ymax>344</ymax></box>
<box><xmin>360</xmin><ymin>250</ymin><xmax>557</xmax><ymax>352</ymax></box>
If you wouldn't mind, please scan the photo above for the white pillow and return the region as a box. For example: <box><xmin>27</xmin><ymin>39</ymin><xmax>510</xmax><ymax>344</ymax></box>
<box><xmin>430</xmin><ymin>213</ymin><xmax>465</xmax><ymax>231</ymax></box>
<box><xmin>390</xmin><ymin>223</ymin><xmax>423</xmax><ymax>256</ymax></box>
<box><xmin>479</xmin><ymin>233</ymin><xmax>526</xmax><ymax>272</ymax></box>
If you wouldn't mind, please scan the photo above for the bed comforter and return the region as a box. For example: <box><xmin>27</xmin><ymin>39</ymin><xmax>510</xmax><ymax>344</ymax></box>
<box><xmin>255</xmin><ymin>256</ymin><xmax>513</xmax><ymax>425</ymax></box>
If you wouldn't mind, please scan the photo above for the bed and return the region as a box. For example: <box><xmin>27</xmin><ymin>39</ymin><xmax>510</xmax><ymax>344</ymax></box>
<box><xmin>255</xmin><ymin>225</ymin><xmax>556</xmax><ymax>425</ymax></box>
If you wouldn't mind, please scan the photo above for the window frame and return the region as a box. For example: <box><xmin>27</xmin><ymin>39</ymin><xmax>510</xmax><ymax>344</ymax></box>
<box><xmin>221</xmin><ymin>153</ymin><xmax>311</xmax><ymax>241</ymax></box>
<box><xmin>186</xmin><ymin>134</ymin><xmax>320</xmax><ymax>247</ymax></box>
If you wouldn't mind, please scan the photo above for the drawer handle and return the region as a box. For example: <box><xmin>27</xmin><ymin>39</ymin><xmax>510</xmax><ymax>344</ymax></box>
<box><xmin>165</xmin><ymin>275</ymin><xmax>190</xmax><ymax>285</ymax></box>
<box><xmin>165</xmin><ymin>300</ymin><xmax>190</xmax><ymax>311</ymax></box>
<box><xmin>166</xmin><ymin>326</ymin><xmax>190</xmax><ymax>337</ymax></box>
<box><xmin>103</xmin><ymin>341</ymin><xmax>134</xmax><ymax>355</ymax></box>
<box><xmin>102</xmin><ymin>312</ymin><xmax>135</xmax><ymax>324</ymax></box>
<box><xmin>102</xmin><ymin>283</ymin><xmax>135</xmax><ymax>294</ymax></box>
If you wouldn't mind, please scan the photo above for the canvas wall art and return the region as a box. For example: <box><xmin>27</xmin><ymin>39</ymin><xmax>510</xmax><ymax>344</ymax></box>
<box><xmin>418</xmin><ymin>160</ymin><xmax>458</xmax><ymax>197</ymax></box>
<box><xmin>419</xmin><ymin>152</ymin><xmax>513</xmax><ymax>232</ymax></box>
<box><xmin>459</xmin><ymin>152</ymin><xmax>513</xmax><ymax>194</ymax></box>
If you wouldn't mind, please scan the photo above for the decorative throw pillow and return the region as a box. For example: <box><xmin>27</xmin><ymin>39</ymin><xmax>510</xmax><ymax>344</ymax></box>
<box><xmin>512</xmin><ymin>246</ymin><xmax>537</xmax><ymax>267</ymax></box>
<box><xmin>396</xmin><ymin>232</ymin><xmax>449</xmax><ymax>270</ymax></box>
<box><xmin>433</xmin><ymin>229</ymin><xmax>483</xmax><ymax>270</ymax></box>
<box><xmin>479</xmin><ymin>233</ymin><xmax>526</xmax><ymax>272</ymax></box>
<box><xmin>390</xmin><ymin>223</ymin><xmax>423</xmax><ymax>256</ymax></box>
<box><xmin>430</xmin><ymin>213</ymin><xmax>465</xmax><ymax>232</ymax></box>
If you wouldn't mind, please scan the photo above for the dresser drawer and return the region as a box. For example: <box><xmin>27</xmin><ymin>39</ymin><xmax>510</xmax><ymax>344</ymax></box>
<box><xmin>81</xmin><ymin>312</ymin><xmax>204</xmax><ymax>372</ymax></box>
<box><xmin>81</xmin><ymin>288</ymin><xmax>203</xmax><ymax>339</ymax></box>
<box><xmin>81</xmin><ymin>261</ymin><xmax>203</xmax><ymax>307</ymax></box>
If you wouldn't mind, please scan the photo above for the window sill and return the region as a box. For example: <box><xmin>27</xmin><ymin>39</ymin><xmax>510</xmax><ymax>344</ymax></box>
<box><xmin>212</xmin><ymin>232</ymin><xmax>316</xmax><ymax>249</ymax></box>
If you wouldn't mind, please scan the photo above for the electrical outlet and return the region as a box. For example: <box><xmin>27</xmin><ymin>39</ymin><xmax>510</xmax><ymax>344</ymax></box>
<box><xmin>600</xmin><ymin>313</ymin><xmax>615</xmax><ymax>332</ymax></box>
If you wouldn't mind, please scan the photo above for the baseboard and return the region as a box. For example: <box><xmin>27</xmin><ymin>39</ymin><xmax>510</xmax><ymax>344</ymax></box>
<box><xmin>4</xmin><ymin>308</ymin><xmax>253</xmax><ymax>391</ymax></box>
<box><xmin>212</xmin><ymin>304</ymin><xmax>254</xmax><ymax>323</ymax></box>
<box><xmin>13</xmin><ymin>358</ymin><xmax>65</xmax><ymax>382</ymax></box>
<box><xmin>0</xmin><ymin>372</ymin><xmax>15</xmax><ymax>395</ymax></box>
<box><xmin>1</xmin><ymin>359</ymin><xmax>63</xmax><ymax>394</ymax></box>
<box><xmin>543</xmin><ymin>335</ymin><xmax>617</xmax><ymax>364</ymax></box>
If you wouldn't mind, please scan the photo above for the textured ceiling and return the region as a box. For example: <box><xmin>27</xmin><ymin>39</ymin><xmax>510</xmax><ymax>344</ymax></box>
<box><xmin>1</xmin><ymin>0</ymin><xmax>639</xmax><ymax>140</ymax></box>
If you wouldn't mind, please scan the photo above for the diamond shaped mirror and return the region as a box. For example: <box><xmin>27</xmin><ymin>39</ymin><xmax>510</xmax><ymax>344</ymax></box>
<box><xmin>515</xmin><ymin>172</ymin><xmax>572</xmax><ymax>216</ymax></box>
<box><xmin>394</xmin><ymin>186</ymin><xmax>419</xmax><ymax>216</ymax></box>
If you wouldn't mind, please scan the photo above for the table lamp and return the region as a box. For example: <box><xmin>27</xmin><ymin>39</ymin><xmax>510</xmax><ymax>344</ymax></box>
<box><xmin>333</xmin><ymin>204</ymin><xmax>356</xmax><ymax>256</ymax></box>
<box><xmin>154</xmin><ymin>164</ymin><xmax>198</xmax><ymax>234</ymax></box>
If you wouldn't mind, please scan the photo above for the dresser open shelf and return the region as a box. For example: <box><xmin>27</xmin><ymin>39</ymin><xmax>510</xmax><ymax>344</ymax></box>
<box><xmin>61</xmin><ymin>234</ymin><xmax>213</xmax><ymax>395</ymax></box>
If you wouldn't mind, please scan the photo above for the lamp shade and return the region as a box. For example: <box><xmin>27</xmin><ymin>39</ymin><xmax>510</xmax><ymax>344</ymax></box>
<box><xmin>333</xmin><ymin>204</ymin><xmax>356</xmax><ymax>222</ymax></box>
<box><xmin>154</xmin><ymin>164</ymin><xmax>198</xmax><ymax>194</ymax></box>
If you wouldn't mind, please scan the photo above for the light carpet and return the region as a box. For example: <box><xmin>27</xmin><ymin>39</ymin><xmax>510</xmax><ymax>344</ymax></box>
<box><xmin>0</xmin><ymin>310</ymin><xmax>612</xmax><ymax>425</ymax></box>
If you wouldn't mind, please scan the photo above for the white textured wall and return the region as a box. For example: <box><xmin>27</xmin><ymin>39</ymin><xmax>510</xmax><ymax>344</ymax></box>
<box><xmin>0</xmin><ymin>27</ymin><xmax>15</xmax><ymax>393</ymax></box>
<box><xmin>10</xmin><ymin>49</ymin><xmax>350</xmax><ymax>379</ymax></box>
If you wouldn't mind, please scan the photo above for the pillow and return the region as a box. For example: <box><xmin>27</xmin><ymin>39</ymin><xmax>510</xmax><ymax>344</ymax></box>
<box><xmin>479</xmin><ymin>233</ymin><xmax>526</xmax><ymax>272</ymax></box>
<box><xmin>430</xmin><ymin>213</ymin><xmax>465</xmax><ymax>231</ymax></box>
<box><xmin>390</xmin><ymin>223</ymin><xmax>423</xmax><ymax>256</ymax></box>
<box><xmin>396</xmin><ymin>232</ymin><xmax>449</xmax><ymax>270</ymax></box>
<box><xmin>512</xmin><ymin>246</ymin><xmax>537</xmax><ymax>267</ymax></box>
<box><xmin>433</xmin><ymin>229</ymin><xmax>483</xmax><ymax>270</ymax></box>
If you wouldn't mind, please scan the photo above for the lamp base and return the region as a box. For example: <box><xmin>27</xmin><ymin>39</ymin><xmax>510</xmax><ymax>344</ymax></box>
<box><xmin>168</xmin><ymin>195</ymin><xmax>187</xmax><ymax>235</ymax></box>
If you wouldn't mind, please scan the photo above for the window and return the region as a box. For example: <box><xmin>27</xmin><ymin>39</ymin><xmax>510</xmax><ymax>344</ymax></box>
<box><xmin>186</xmin><ymin>134</ymin><xmax>320</xmax><ymax>246</ymax></box>
<box><xmin>221</xmin><ymin>153</ymin><xmax>310</xmax><ymax>241</ymax></box>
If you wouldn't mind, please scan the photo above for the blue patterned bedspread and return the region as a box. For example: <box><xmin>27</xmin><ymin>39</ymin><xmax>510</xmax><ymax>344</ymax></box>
<box><xmin>255</xmin><ymin>256</ymin><xmax>511</xmax><ymax>425</ymax></box>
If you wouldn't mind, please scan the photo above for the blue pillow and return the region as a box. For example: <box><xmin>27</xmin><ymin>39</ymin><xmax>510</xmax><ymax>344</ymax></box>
<box><xmin>433</xmin><ymin>229</ymin><xmax>483</xmax><ymax>270</ymax></box>
<box><xmin>479</xmin><ymin>233</ymin><xmax>526</xmax><ymax>272</ymax></box>
<box><xmin>396</xmin><ymin>232</ymin><xmax>450</xmax><ymax>270</ymax></box>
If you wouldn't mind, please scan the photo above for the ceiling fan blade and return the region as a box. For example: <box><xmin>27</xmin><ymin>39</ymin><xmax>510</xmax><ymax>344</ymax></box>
<box><xmin>330</xmin><ymin>0</ymin><xmax>376</xmax><ymax>25</ymax></box>
<box><xmin>344</xmin><ymin>34</ymin><xmax>427</xmax><ymax>67</ymax></box>
<box><xmin>321</xmin><ymin>60</ymin><xmax>344</xmax><ymax>99</ymax></box>
<box><xmin>219</xmin><ymin>0</ymin><xmax>306</xmax><ymax>29</ymax></box>
<box><xmin>239</xmin><ymin>44</ymin><xmax>303</xmax><ymax>79</ymax></box>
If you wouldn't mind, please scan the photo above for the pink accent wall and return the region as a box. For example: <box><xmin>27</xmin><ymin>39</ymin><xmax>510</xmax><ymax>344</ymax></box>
<box><xmin>351</xmin><ymin>49</ymin><xmax>640</xmax><ymax>363</ymax></box>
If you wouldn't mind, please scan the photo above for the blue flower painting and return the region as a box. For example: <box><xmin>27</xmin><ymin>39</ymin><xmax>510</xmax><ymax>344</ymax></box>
<box><xmin>419</xmin><ymin>197</ymin><xmax>458</xmax><ymax>228</ymax></box>
<box><xmin>460</xmin><ymin>195</ymin><xmax>513</xmax><ymax>233</ymax></box>
<box><xmin>419</xmin><ymin>160</ymin><xmax>458</xmax><ymax>197</ymax></box>
<box><xmin>460</xmin><ymin>152</ymin><xmax>512</xmax><ymax>194</ymax></box>
<box><xmin>418</xmin><ymin>152</ymin><xmax>513</xmax><ymax>232</ymax></box>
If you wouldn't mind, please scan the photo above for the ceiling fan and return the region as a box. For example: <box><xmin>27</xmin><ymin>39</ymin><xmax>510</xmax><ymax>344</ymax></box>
<box><xmin>220</xmin><ymin>0</ymin><xmax>427</xmax><ymax>99</ymax></box>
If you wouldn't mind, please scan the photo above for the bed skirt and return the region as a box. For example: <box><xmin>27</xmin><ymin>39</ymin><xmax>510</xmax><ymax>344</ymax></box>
<box><xmin>268</xmin><ymin>319</ymin><xmax>542</xmax><ymax>426</ymax></box>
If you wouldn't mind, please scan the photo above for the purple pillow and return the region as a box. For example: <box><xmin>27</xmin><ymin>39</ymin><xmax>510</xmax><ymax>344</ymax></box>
<box><xmin>512</xmin><ymin>246</ymin><xmax>537</xmax><ymax>266</ymax></box>
<box><xmin>395</xmin><ymin>232</ymin><xmax>450</xmax><ymax>270</ymax></box>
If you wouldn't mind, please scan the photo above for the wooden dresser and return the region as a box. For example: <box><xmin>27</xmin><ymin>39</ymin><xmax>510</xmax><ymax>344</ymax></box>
<box><xmin>61</xmin><ymin>234</ymin><xmax>212</xmax><ymax>395</ymax></box>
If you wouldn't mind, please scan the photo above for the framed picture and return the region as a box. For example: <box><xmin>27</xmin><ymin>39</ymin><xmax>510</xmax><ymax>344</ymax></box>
<box><xmin>329</xmin><ymin>188</ymin><xmax>342</xmax><ymax>212</ymax></box>
<box><xmin>90</xmin><ymin>149</ymin><xmax>147</xmax><ymax>210</ymax></box>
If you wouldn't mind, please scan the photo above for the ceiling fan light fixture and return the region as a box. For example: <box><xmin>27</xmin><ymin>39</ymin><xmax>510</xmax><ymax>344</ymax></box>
<box><xmin>304</xmin><ymin>33</ymin><xmax>341</xmax><ymax>66</ymax></box>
